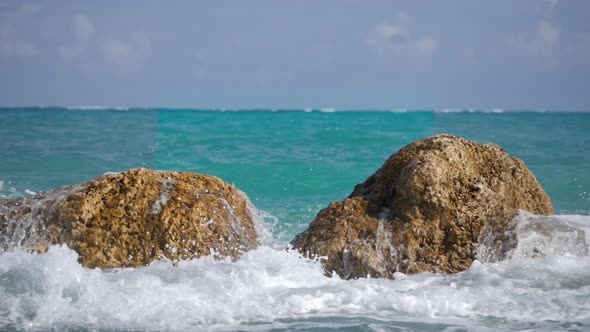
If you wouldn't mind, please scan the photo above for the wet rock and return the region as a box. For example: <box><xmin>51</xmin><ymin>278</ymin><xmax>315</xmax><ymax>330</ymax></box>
<box><xmin>291</xmin><ymin>134</ymin><xmax>553</xmax><ymax>279</ymax></box>
<box><xmin>0</xmin><ymin>168</ymin><xmax>259</xmax><ymax>268</ymax></box>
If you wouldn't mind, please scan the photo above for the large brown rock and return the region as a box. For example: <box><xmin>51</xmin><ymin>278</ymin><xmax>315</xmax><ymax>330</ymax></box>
<box><xmin>291</xmin><ymin>134</ymin><xmax>553</xmax><ymax>279</ymax></box>
<box><xmin>0</xmin><ymin>168</ymin><xmax>259</xmax><ymax>268</ymax></box>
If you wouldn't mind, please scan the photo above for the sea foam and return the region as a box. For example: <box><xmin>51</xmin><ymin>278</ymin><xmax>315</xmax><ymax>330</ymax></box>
<box><xmin>1</xmin><ymin>213</ymin><xmax>589</xmax><ymax>331</ymax></box>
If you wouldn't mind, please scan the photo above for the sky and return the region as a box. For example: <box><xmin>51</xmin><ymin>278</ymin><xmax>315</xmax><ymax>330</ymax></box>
<box><xmin>0</xmin><ymin>0</ymin><xmax>589</xmax><ymax>110</ymax></box>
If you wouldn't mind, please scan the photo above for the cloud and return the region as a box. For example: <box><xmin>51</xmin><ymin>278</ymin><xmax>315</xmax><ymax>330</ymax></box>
<box><xmin>59</xmin><ymin>14</ymin><xmax>95</xmax><ymax>59</ymax></box>
<box><xmin>366</xmin><ymin>22</ymin><xmax>409</xmax><ymax>54</ymax></box>
<box><xmin>366</xmin><ymin>15</ymin><xmax>437</xmax><ymax>61</ymax></box>
<box><xmin>57</xmin><ymin>13</ymin><xmax>151</xmax><ymax>72</ymax></box>
<box><xmin>0</xmin><ymin>26</ymin><xmax>37</xmax><ymax>57</ymax></box>
<box><xmin>511</xmin><ymin>20</ymin><xmax>559</xmax><ymax>59</ymax></box>
<box><xmin>100</xmin><ymin>34</ymin><xmax>151</xmax><ymax>68</ymax></box>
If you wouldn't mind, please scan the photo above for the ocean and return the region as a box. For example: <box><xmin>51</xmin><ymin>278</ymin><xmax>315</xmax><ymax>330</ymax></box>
<box><xmin>0</xmin><ymin>108</ymin><xmax>589</xmax><ymax>331</ymax></box>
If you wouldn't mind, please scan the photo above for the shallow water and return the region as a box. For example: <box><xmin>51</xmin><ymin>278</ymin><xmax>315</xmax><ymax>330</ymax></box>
<box><xmin>1</xmin><ymin>108</ymin><xmax>589</xmax><ymax>331</ymax></box>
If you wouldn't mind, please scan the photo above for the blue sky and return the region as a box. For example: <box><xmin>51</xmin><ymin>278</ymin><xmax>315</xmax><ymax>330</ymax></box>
<box><xmin>0</xmin><ymin>0</ymin><xmax>589</xmax><ymax>110</ymax></box>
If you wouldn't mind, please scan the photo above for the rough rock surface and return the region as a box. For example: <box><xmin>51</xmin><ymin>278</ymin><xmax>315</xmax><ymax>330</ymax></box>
<box><xmin>291</xmin><ymin>134</ymin><xmax>553</xmax><ymax>279</ymax></box>
<box><xmin>0</xmin><ymin>168</ymin><xmax>259</xmax><ymax>268</ymax></box>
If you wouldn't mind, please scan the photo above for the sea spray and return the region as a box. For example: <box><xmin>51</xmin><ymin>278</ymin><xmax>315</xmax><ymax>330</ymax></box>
<box><xmin>1</xmin><ymin>213</ymin><xmax>589</xmax><ymax>331</ymax></box>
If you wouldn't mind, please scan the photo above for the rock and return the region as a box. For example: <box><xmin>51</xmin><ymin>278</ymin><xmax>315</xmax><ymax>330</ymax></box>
<box><xmin>0</xmin><ymin>168</ymin><xmax>259</xmax><ymax>268</ymax></box>
<box><xmin>291</xmin><ymin>134</ymin><xmax>553</xmax><ymax>279</ymax></box>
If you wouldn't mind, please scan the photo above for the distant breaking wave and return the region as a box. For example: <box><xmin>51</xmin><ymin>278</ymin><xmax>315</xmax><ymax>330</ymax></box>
<box><xmin>0</xmin><ymin>106</ymin><xmax>582</xmax><ymax>113</ymax></box>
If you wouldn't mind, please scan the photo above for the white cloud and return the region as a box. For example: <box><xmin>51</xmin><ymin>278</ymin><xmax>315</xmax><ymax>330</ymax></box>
<box><xmin>511</xmin><ymin>20</ymin><xmax>559</xmax><ymax>59</ymax></box>
<box><xmin>59</xmin><ymin>14</ymin><xmax>95</xmax><ymax>59</ymax></box>
<box><xmin>57</xmin><ymin>13</ymin><xmax>151</xmax><ymax>72</ymax></box>
<box><xmin>100</xmin><ymin>34</ymin><xmax>151</xmax><ymax>68</ymax></box>
<box><xmin>508</xmin><ymin>21</ymin><xmax>590</xmax><ymax>68</ymax></box>
<box><xmin>366</xmin><ymin>22</ymin><xmax>410</xmax><ymax>55</ymax></box>
<box><xmin>366</xmin><ymin>15</ymin><xmax>437</xmax><ymax>61</ymax></box>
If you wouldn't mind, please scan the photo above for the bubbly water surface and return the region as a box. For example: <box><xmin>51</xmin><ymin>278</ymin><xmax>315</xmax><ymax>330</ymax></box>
<box><xmin>1</xmin><ymin>213</ymin><xmax>590</xmax><ymax>331</ymax></box>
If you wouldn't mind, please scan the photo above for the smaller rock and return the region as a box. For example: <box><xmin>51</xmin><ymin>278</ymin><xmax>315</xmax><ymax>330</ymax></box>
<box><xmin>0</xmin><ymin>168</ymin><xmax>259</xmax><ymax>269</ymax></box>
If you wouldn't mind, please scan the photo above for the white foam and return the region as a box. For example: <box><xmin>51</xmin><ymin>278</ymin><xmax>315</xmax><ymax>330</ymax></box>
<box><xmin>434</xmin><ymin>108</ymin><xmax>506</xmax><ymax>113</ymax></box>
<box><xmin>319</xmin><ymin>108</ymin><xmax>336</xmax><ymax>113</ymax></box>
<box><xmin>1</xmin><ymin>213</ymin><xmax>590</xmax><ymax>330</ymax></box>
<box><xmin>150</xmin><ymin>178</ymin><xmax>173</xmax><ymax>215</ymax></box>
<box><xmin>482</xmin><ymin>108</ymin><xmax>505</xmax><ymax>113</ymax></box>
<box><xmin>509</xmin><ymin>212</ymin><xmax>590</xmax><ymax>260</ymax></box>
<box><xmin>66</xmin><ymin>106</ymin><xmax>108</xmax><ymax>110</ymax></box>
<box><xmin>435</xmin><ymin>108</ymin><xmax>463</xmax><ymax>113</ymax></box>
<box><xmin>0</xmin><ymin>180</ymin><xmax>21</xmax><ymax>199</ymax></box>
<box><xmin>64</xmin><ymin>106</ymin><xmax>131</xmax><ymax>111</ymax></box>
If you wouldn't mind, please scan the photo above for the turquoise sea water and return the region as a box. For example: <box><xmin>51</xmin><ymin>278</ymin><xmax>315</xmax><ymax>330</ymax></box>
<box><xmin>1</xmin><ymin>108</ymin><xmax>590</xmax><ymax>331</ymax></box>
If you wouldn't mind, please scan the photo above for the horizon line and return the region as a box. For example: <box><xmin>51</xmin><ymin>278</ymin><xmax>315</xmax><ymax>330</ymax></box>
<box><xmin>0</xmin><ymin>106</ymin><xmax>590</xmax><ymax>113</ymax></box>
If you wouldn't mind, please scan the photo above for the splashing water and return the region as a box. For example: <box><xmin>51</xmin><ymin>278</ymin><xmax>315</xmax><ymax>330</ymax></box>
<box><xmin>0</xmin><ymin>212</ymin><xmax>589</xmax><ymax>331</ymax></box>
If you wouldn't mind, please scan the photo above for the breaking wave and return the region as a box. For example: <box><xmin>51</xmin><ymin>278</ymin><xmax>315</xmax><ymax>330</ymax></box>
<box><xmin>1</xmin><ymin>212</ymin><xmax>589</xmax><ymax>331</ymax></box>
